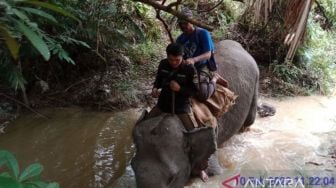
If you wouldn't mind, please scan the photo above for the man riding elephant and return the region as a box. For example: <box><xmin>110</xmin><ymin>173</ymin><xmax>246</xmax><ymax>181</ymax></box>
<box><xmin>132</xmin><ymin>40</ymin><xmax>259</xmax><ymax>188</ymax></box>
<box><xmin>176</xmin><ymin>7</ymin><xmax>223</xmax><ymax>101</ymax></box>
<box><xmin>148</xmin><ymin>42</ymin><xmax>215</xmax><ymax>181</ymax></box>
<box><xmin>148</xmin><ymin>43</ymin><xmax>198</xmax><ymax>131</ymax></box>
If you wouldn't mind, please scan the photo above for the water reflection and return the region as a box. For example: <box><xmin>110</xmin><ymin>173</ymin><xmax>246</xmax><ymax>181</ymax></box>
<box><xmin>93</xmin><ymin>114</ymin><xmax>136</xmax><ymax>187</ymax></box>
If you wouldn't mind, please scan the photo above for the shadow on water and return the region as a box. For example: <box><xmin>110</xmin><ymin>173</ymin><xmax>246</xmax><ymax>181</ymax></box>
<box><xmin>0</xmin><ymin>108</ymin><xmax>140</xmax><ymax>187</ymax></box>
<box><xmin>1</xmin><ymin>96</ymin><xmax>336</xmax><ymax>188</ymax></box>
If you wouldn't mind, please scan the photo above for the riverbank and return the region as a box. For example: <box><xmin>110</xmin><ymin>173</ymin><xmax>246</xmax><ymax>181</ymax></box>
<box><xmin>0</xmin><ymin>59</ymin><xmax>333</xmax><ymax>134</ymax></box>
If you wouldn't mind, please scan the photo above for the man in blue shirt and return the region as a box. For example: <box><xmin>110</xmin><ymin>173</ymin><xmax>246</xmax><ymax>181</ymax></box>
<box><xmin>176</xmin><ymin>7</ymin><xmax>221</xmax><ymax>102</ymax></box>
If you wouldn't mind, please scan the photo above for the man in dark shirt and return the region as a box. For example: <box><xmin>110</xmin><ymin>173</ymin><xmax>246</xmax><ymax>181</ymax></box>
<box><xmin>149</xmin><ymin>43</ymin><xmax>211</xmax><ymax>182</ymax></box>
<box><xmin>149</xmin><ymin>43</ymin><xmax>198</xmax><ymax>131</ymax></box>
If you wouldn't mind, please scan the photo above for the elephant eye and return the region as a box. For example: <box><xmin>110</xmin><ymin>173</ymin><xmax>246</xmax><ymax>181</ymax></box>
<box><xmin>150</xmin><ymin>127</ymin><xmax>158</xmax><ymax>135</ymax></box>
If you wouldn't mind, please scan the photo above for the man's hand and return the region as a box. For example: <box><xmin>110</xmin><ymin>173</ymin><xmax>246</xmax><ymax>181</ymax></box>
<box><xmin>170</xmin><ymin>80</ymin><xmax>181</xmax><ymax>92</ymax></box>
<box><xmin>184</xmin><ymin>58</ymin><xmax>195</xmax><ymax>65</ymax></box>
<box><xmin>151</xmin><ymin>88</ymin><xmax>160</xmax><ymax>98</ymax></box>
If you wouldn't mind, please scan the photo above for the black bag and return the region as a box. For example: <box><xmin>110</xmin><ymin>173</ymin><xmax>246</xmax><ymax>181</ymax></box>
<box><xmin>207</xmin><ymin>51</ymin><xmax>217</xmax><ymax>71</ymax></box>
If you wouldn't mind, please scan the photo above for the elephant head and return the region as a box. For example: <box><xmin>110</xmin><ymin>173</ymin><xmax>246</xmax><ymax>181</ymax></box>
<box><xmin>131</xmin><ymin>112</ymin><xmax>216</xmax><ymax>188</ymax></box>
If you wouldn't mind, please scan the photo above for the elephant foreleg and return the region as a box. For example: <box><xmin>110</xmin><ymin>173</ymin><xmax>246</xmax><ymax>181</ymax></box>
<box><xmin>205</xmin><ymin>151</ymin><xmax>224</xmax><ymax>176</ymax></box>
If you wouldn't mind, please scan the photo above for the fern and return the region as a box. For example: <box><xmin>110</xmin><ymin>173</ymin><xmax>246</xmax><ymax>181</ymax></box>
<box><xmin>0</xmin><ymin>52</ymin><xmax>26</xmax><ymax>91</ymax></box>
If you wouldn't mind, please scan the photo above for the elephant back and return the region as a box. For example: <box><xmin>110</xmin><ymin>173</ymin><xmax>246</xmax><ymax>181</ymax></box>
<box><xmin>214</xmin><ymin>40</ymin><xmax>259</xmax><ymax>144</ymax></box>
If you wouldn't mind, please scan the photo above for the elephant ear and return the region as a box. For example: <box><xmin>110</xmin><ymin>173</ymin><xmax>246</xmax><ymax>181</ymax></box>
<box><xmin>184</xmin><ymin>127</ymin><xmax>217</xmax><ymax>173</ymax></box>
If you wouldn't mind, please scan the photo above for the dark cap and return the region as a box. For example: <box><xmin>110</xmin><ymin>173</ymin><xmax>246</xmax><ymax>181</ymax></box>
<box><xmin>178</xmin><ymin>7</ymin><xmax>193</xmax><ymax>23</ymax></box>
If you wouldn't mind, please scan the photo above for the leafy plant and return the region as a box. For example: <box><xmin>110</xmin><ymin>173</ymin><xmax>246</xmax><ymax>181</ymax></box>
<box><xmin>295</xmin><ymin>9</ymin><xmax>336</xmax><ymax>94</ymax></box>
<box><xmin>0</xmin><ymin>0</ymin><xmax>78</xmax><ymax>61</ymax></box>
<box><xmin>66</xmin><ymin>0</ymin><xmax>146</xmax><ymax>52</ymax></box>
<box><xmin>272</xmin><ymin>63</ymin><xmax>302</xmax><ymax>83</ymax></box>
<box><xmin>0</xmin><ymin>150</ymin><xmax>59</xmax><ymax>188</ymax></box>
<box><xmin>0</xmin><ymin>0</ymin><xmax>89</xmax><ymax>92</ymax></box>
<box><xmin>0</xmin><ymin>56</ymin><xmax>26</xmax><ymax>90</ymax></box>
<box><xmin>129</xmin><ymin>40</ymin><xmax>164</xmax><ymax>65</ymax></box>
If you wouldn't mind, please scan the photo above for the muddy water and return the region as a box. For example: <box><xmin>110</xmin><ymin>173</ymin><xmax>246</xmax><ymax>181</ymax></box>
<box><xmin>188</xmin><ymin>96</ymin><xmax>336</xmax><ymax>187</ymax></box>
<box><xmin>0</xmin><ymin>108</ymin><xmax>141</xmax><ymax>187</ymax></box>
<box><xmin>1</xmin><ymin>96</ymin><xmax>335</xmax><ymax>188</ymax></box>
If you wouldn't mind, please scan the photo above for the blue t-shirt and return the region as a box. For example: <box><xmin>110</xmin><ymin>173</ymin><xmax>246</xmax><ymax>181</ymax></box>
<box><xmin>176</xmin><ymin>28</ymin><xmax>214</xmax><ymax>68</ymax></box>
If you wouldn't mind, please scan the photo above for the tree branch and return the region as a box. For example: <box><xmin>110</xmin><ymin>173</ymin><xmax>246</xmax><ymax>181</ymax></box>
<box><xmin>133</xmin><ymin>0</ymin><xmax>214</xmax><ymax>31</ymax></box>
<box><xmin>167</xmin><ymin>0</ymin><xmax>182</xmax><ymax>10</ymax></box>
<box><xmin>156</xmin><ymin>0</ymin><xmax>174</xmax><ymax>42</ymax></box>
<box><xmin>197</xmin><ymin>0</ymin><xmax>224</xmax><ymax>13</ymax></box>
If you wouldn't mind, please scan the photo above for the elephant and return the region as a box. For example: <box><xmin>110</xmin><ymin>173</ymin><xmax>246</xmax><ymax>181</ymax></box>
<box><xmin>131</xmin><ymin>40</ymin><xmax>259</xmax><ymax>188</ymax></box>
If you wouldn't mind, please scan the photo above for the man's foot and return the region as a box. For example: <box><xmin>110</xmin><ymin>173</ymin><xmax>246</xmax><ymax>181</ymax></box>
<box><xmin>199</xmin><ymin>170</ymin><xmax>209</xmax><ymax>182</ymax></box>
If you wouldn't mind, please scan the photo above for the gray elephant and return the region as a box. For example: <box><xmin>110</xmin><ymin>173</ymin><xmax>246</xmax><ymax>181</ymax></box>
<box><xmin>131</xmin><ymin>40</ymin><xmax>259</xmax><ymax>188</ymax></box>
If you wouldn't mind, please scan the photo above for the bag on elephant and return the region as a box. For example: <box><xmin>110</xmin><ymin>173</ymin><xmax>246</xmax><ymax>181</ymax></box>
<box><xmin>191</xmin><ymin>76</ymin><xmax>237</xmax><ymax>128</ymax></box>
<box><xmin>205</xmin><ymin>76</ymin><xmax>237</xmax><ymax>117</ymax></box>
<box><xmin>190</xmin><ymin>98</ymin><xmax>217</xmax><ymax>128</ymax></box>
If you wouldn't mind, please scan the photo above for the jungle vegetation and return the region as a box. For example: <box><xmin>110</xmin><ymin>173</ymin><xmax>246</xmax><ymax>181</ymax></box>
<box><xmin>0</xmin><ymin>0</ymin><xmax>335</xmax><ymax>109</ymax></box>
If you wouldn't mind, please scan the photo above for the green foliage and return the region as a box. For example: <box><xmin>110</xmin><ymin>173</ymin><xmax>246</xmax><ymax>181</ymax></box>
<box><xmin>272</xmin><ymin>63</ymin><xmax>302</xmax><ymax>83</ymax></box>
<box><xmin>271</xmin><ymin>61</ymin><xmax>321</xmax><ymax>96</ymax></box>
<box><xmin>65</xmin><ymin>0</ymin><xmax>147</xmax><ymax>51</ymax></box>
<box><xmin>0</xmin><ymin>55</ymin><xmax>26</xmax><ymax>90</ymax></box>
<box><xmin>295</xmin><ymin>11</ymin><xmax>336</xmax><ymax>94</ymax></box>
<box><xmin>0</xmin><ymin>150</ymin><xmax>59</xmax><ymax>188</ymax></box>
<box><xmin>0</xmin><ymin>0</ymin><xmax>89</xmax><ymax>91</ymax></box>
<box><xmin>0</xmin><ymin>0</ymin><xmax>88</xmax><ymax>90</ymax></box>
<box><xmin>0</xmin><ymin>0</ymin><xmax>78</xmax><ymax>61</ymax></box>
<box><xmin>212</xmin><ymin>12</ymin><xmax>231</xmax><ymax>40</ymax></box>
<box><xmin>319</xmin><ymin>0</ymin><xmax>336</xmax><ymax>29</ymax></box>
<box><xmin>112</xmin><ymin>76</ymin><xmax>139</xmax><ymax>105</ymax></box>
<box><xmin>185</xmin><ymin>0</ymin><xmax>245</xmax><ymax>41</ymax></box>
<box><xmin>129</xmin><ymin>40</ymin><xmax>164</xmax><ymax>65</ymax></box>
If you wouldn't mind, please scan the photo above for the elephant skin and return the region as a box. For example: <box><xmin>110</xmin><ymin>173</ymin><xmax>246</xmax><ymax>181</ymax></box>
<box><xmin>131</xmin><ymin>40</ymin><xmax>259</xmax><ymax>188</ymax></box>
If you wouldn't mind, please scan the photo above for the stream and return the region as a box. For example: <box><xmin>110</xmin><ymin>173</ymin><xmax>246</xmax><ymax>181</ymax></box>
<box><xmin>0</xmin><ymin>96</ymin><xmax>335</xmax><ymax>187</ymax></box>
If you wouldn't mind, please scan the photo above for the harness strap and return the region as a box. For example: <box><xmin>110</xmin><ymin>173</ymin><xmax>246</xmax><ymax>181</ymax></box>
<box><xmin>172</xmin><ymin>91</ymin><xmax>175</xmax><ymax>115</ymax></box>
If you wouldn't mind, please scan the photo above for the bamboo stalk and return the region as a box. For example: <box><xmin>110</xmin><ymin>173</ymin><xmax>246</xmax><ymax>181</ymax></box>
<box><xmin>285</xmin><ymin>0</ymin><xmax>312</xmax><ymax>62</ymax></box>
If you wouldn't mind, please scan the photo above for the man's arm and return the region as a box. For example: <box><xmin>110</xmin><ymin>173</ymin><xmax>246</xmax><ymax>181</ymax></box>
<box><xmin>185</xmin><ymin>29</ymin><xmax>214</xmax><ymax>65</ymax></box>
<box><xmin>152</xmin><ymin>61</ymin><xmax>164</xmax><ymax>98</ymax></box>
<box><xmin>153</xmin><ymin>61</ymin><xmax>164</xmax><ymax>88</ymax></box>
<box><xmin>173</xmin><ymin>65</ymin><xmax>198</xmax><ymax>96</ymax></box>
<box><xmin>187</xmin><ymin>51</ymin><xmax>211</xmax><ymax>64</ymax></box>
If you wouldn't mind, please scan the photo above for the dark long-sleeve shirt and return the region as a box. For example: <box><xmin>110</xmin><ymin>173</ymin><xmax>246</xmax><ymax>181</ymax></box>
<box><xmin>153</xmin><ymin>59</ymin><xmax>198</xmax><ymax>114</ymax></box>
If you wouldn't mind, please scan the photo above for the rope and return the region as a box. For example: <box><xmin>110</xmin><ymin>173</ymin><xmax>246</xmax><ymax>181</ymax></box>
<box><xmin>172</xmin><ymin>91</ymin><xmax>175</xmax><ymax>115</ymax></box>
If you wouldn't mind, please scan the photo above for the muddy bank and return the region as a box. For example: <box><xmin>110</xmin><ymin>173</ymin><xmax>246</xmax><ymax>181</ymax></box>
<box><xmin>0</xmin><ymin>53</ymin><xmax>158</xmax><ymax>128</ymax></box>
